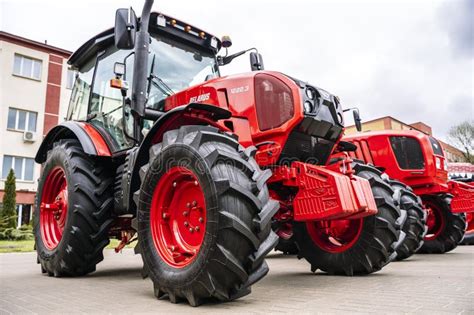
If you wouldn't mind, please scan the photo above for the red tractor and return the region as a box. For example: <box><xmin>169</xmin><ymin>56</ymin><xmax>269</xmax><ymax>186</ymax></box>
<box><xmin>34</xmin><ymin>0</ymin><xmax>406</xmax><ymax>306</ymax></box>
<box><xmin>344</xmin><ymin>130</ymin><xmax>474</xmax><ymax>258</ymax></box>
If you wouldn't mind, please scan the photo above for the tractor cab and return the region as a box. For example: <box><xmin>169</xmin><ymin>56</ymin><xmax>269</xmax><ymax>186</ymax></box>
<box><xmin>66</xmin><ymin>12</ymin><xmax>222</xmax><ymax>153</ymax></box>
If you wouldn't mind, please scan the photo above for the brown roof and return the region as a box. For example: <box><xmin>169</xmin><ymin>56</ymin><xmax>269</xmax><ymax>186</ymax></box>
<box><xmin>0</xmin><ymin>31</ymin><xmax>71</xmax><ymax>58</ymax></box>
<box><xmin>346</xmin><ymin>116</ymin><xmax>428</xmax><ymax>134</ymax></box>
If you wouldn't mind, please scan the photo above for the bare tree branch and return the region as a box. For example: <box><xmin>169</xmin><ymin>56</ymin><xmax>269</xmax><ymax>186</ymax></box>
<box><xmin>447</xmin><ymin>120</ymin><xmax>474</xmax><ymax>163</ymax></box>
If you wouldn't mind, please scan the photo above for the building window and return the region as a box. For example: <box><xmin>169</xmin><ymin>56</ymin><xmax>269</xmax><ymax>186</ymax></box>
<box><xmin>66</xmin><ymin>68</ymin><xmax>77</xmax><ymax>89</ymax></box>
<box><xmin>7</xmin><ymin>108</ymin><xmax>37</xmax><ymax>132</ymax></box>
<box><xmin>2</xmin><ymin>155</ymin><xmax>35</xmax><ymax>181</ymax></box>
<box><xmin>13</xmin><ymin>54</ymin><xmax>42</xmax><ymax>80</ymax></box>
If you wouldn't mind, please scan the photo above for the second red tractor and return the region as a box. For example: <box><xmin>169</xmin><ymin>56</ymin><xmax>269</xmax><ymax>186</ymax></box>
<box><xmin>344</xmin><ymin>130</ymin><xmax>474</xmax><ymax>258</ymax></box>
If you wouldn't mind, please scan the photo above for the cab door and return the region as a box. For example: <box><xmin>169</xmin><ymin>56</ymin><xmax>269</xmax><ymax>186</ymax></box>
<box><xmin>87</xmin><ymin>46</ymin><xmax>135</xmax><ymax>152</ymax></box>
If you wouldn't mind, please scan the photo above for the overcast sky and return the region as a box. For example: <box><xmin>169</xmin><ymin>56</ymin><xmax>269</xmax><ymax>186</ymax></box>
<box><xmin>1</xmin><ymin>0</ymin><xmax>472</xmax><ymax>141</ymax></box>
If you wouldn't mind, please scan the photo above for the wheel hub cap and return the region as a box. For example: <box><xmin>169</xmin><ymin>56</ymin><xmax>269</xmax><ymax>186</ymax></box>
<box><xmin>306</xmin><ymin>219</ymin><xmax>363</xmax><ymax>253</ymax></box>
<box><xmin>424</xmin><ymin>201</ymin><xmax>445</xmax><ymax>241</ymax></box>
<box><xmin>150</xmin><ymin>166</ymin><xmax>207</xmax><ymax>268</ymax></box>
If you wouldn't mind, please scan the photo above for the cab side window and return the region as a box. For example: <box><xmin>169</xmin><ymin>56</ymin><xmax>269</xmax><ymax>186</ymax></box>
<box><xmin>89</xmin><ymin>47</ymin><xmax>133</xmax><ymax>151</ymax></box>
<box><xmin>67</xmin><ymin>58</ymin><xmax>95</xmax><ymax>121</ymax></box>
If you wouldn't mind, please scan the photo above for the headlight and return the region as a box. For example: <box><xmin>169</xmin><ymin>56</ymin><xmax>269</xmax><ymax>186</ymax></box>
<box><xmin>435</xmin><ymin>157</ymin><xmax>441</xmax><ymax>169</ymax></box>
<box><xmin>305</xmin><ymin>87</ymin><xmax>316</xmax><ymax>100</ymax></box>
<box><xmin>304</xmin><ymin>101</ymin><xmax>314</xmax><ymax>113</ymax></box>
<box><xmin>443</xmin><ymin>159</ymin><xmax>448</xmax><ymax>170</ymax></box>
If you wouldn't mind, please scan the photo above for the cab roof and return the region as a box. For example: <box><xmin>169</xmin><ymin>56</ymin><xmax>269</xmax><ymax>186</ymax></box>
<box><xmin>69</xmin><ymin>11</ymin><xmax>221</xmax><ymax>68</ymax></box>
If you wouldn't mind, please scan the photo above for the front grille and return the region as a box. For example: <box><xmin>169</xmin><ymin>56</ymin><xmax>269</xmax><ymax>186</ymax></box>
<box><xmin>390</xmin><ymin>136</ymin><xmax>425</xmax><ymax>170</ymax></box>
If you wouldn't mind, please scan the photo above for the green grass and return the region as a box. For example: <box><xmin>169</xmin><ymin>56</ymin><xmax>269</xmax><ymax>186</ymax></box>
<box><xmin>0</xmin><ymin>239</ymin><xmax>137</xmax><ymax>253</ymax></box>
<box><xmin>0</xmin><ymin>239</ymin><xmax>35</xmax><ymax>253</ymax></box>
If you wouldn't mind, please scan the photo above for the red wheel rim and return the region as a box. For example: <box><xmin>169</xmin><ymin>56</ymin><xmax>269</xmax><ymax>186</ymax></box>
<box><xmin>424</xmin><ymin>200</ymin><xmax>446</xmax><ymax>241</ymax></box>
<box><xmin>40</xmin><ymin>167</ymin><xmax>68</xmax><ymax>250</ymax></box>
<box><xmin>306</xmin><ymin>219</ymin><xmax>363</xmax><ymax>253</ymax></box>
<box><xmin>150</xmin><ymin>166</ymin><xmax>207</xmax><ymax>268</ymax></box>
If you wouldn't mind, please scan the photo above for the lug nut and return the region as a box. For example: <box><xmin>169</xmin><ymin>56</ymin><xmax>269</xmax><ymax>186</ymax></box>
<box><xmin>162</xmin><ymin>213</ymin><xmax>169</xmax><ymax>219</ymax></box>
<box><xmin>195</xmin><ymin>226</ymin><xmax>200</xmax><ymax>232</ymax></box>
<box><xmin>172</xmin><ymin>182</ymin><xmax>177</xmax><ymax>187</ymax></box>
<box><xmin>183</xmin><ymin>211</ymin><xmax>188</xmax><ymax>216</ymax></box>
<box><xmin>186</xmin><ymin>202</ymin><xmax>191</xmax><ymax>208</ymax></box>
<box><xmin>189</xmin><ymin>228</ymin><xmax>194</xmax><ymax>233</ymax></box>
<box><xmin>184</xmin><ymin>221</ymin><xmax>189</xmax><ymax>227</ymax></box>
<box><xmin>192</xmin><ymin>200</ymin><xmax>197</xmax><ymax>206</ymax></box>
<box><xmin>199</xmin><ymin>217</ymin><xmax>204</xmax><ymax>223</ymax></box>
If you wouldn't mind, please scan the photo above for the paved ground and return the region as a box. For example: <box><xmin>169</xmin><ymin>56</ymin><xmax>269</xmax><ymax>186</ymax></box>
<box><xmin>0</xmin><ymin>247</ymin><xmax>473</xmax><ymax>314</ymax></box>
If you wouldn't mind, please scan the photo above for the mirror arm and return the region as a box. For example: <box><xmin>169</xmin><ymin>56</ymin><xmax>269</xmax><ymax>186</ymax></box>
<box><xmin>218</xmin><ymin>47</ymin><xmax>259</xmax><ymax>66</ymax></box>
<box><xmin>343</xmin><ymin>107</ymin><xmax>362</xmax><ymax>132</ymax></box>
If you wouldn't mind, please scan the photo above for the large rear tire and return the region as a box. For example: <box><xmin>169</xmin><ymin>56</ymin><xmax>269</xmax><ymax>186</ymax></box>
<box><xmin>293</xmin><ymin>163</ymin><xmax>404</xmax><ymax>275</ymax></box>
<box><xmin>389</xmin><ymin>180</ymin><xmax>427</xmax><ymax>260</ymax></box>
<box><xmin>135</xmin><ymin>126</ymin><xmax>278</xmax><ymax>306</ymax></box>
<box><xmin>34</xmin><ymin>139</ymin><xmax>114</xmax><ymax>276</ymax></box>
<box><xmin>418</xmin><ymin>195</ymin><xmax>466</xmax><ymax>253</ymax></box>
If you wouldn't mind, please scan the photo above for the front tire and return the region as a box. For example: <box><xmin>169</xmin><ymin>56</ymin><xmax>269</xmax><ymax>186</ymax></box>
<box><xmin>136</xmin><ymin>126</ymin><xmax>278</xmax><ymax>306</ymax></box>
<box><xmin>389</xmin><ymin>180</ymin><xmax>427</xmax><ymax>260</ymax></box>
<box><xmin>293</xmin><ymin>163</ymin><xmax>404</xmax><ymax>275</ymax></box>
<box><xmin>34</xmin><ymin>139</ymin><xmax>114</xmax><ymax>276</ymax></box>
<box><xmin>418</xmin><ymin>195</ymin><xmax>466</xmax><ymax>253</ymax></box>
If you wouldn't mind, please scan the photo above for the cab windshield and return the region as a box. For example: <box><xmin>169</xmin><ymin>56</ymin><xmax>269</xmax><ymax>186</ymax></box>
<box><xmin>129</xmin><ymin>35</ymin><xmax>219</xmax><ymax>110</ymax></box>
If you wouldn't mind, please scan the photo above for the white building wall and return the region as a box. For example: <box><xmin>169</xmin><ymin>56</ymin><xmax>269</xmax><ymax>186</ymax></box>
<box><xmin>0</xmin><ymin>39</ymin><xmax>71</xmax><ymax>194</ymax></box>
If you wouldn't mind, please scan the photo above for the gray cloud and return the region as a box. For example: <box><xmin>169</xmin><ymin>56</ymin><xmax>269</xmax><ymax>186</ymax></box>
<box><xmin>438</xmin><ymin>0</ymin><xmax>474</xmax><ymax>57</ymax></box>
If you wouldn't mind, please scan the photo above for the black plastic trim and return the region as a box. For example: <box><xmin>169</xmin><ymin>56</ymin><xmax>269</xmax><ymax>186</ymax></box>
<box><xmin>35</xmin><ymin>121</ymin><xmax>97</xmax><ymax>163</ymax></box>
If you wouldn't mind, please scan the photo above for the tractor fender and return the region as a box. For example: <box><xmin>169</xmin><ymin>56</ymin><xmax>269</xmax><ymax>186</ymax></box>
<box><xmin>35</xmin><ymin>121</ymin><xmax>112</xmax><ymax>163</ymax></box>
<box><xmin>128</xmin><ymin>103</ymin><xmax>231</xmax><ymax>210</ymax></box>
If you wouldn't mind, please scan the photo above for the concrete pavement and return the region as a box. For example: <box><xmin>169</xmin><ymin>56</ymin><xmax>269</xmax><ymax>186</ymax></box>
<box><xmin>0</xmin><ymin>247</ymin><xmax>473</xmax><ymax>314</ymax></box>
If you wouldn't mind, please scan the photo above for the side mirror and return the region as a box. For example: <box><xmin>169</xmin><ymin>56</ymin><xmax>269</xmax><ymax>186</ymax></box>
<box><xmin>114</xmin><ymin>7</ymin><xmax>137</xmax><ymax>49</ymax></box>
<box><xmin>353</xmin><ymin>110</ymin><xmax>362</xmax><ymax>132</ymax></box>
<box><xmin>250</xmin><ymin>52</ymin><xmax>264</xmax><ymax>71</ymax></box>
<box><xmin>114</xmin><ymin>62</ymin><xmax>125</xmax><ymax>77</ymax></box>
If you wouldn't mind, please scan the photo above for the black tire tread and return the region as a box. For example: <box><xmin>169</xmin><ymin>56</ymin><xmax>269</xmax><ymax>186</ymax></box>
<box><xmin>418</xmin><ymin>194</ymin><xmax>466</xmax><ymax>254</ymax></box>
<box><xmin>34</xmin><ymin>139</ymin><xmax>114</xmax><ymax>277</ymax></box>
<box><xmin>388</xmin><ymin>180</ymin><xmax>426</xmax><ymax>260</ymax></box>
<box><xmin>136</xmin><ymin>126</ymin><xmax>277</xmax><ymax>306</ymax></box>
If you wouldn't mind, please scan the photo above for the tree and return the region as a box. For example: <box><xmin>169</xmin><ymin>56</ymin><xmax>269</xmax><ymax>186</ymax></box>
<box><xmin>1</xmin><ymin>169</ymin><xmax>17</xmax><ymax>229</ymax></box>
<box><xmin>448</xmin><ymin>120</ymin><xmax>474</xmax><ymax>163</ymax></box>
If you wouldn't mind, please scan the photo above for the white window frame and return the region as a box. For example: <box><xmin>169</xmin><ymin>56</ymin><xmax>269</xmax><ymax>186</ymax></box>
<box><xmin>2</xmin><ymin>155</ymin><xmax>35</xmax><ymax>182</ymax></box>
<box><xmin>7</xmin><ymin>108</ymin><xmax>37</xmax><ymax>132</ymax></box>
<box><xmin>13</xmin><ymin>54</ymin><xmax>42</xmax><ymax>80</ymax></box>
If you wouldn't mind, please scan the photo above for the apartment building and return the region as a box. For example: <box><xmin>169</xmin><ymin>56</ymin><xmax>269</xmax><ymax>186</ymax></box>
<box><xmin>0</xmin><ymin>31</ymin><xmax>72</xmax><ymax>227</ymax></box>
